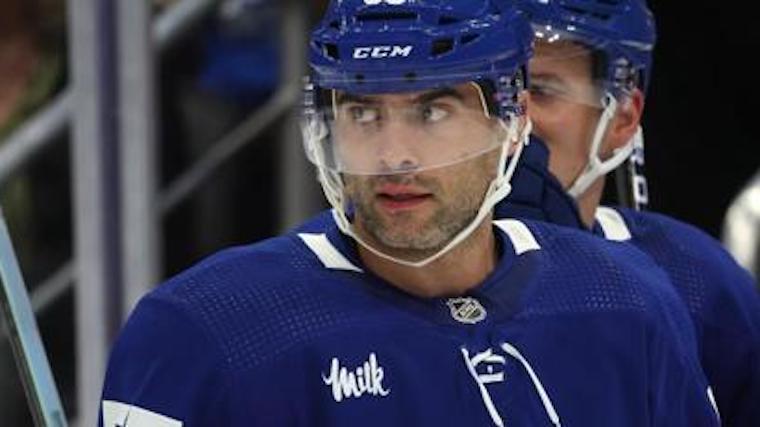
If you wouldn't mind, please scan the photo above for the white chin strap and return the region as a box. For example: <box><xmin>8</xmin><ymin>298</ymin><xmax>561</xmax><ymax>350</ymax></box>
<box><xmin>567</xmin><ymin>93</ymin><xmax>636</xmax><ymax>198</ymax></box>
<box><xmin>317</xmin><ymin>116</ymin><xmax>531</xmax><ymax>269</ymax></box>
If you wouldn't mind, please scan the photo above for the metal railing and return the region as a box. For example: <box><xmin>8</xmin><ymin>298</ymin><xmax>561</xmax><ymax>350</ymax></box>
<box><xmin>1</xmin><ymin>0</ymin><xmax>317</xmax><ymax>425</ymax></box>
<box><xmin>0</xmin><ymin>207</ymin><xmax>67</xmax><ymax>427</ymax></box>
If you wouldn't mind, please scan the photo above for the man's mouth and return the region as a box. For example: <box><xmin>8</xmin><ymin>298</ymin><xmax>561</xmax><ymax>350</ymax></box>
<box><xmin>375</xmin><ymin>185</ymin><xmax>433</xmax><ymax>211</ymax></box>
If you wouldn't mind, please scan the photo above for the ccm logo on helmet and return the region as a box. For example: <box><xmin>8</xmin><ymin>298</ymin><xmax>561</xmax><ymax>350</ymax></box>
<box><xmin>353</xmin><ymin>45</ymin><xmax>413</xmax><ymax>59</ymax></box>
<box><xmin>363</xmin><ymin>0</ymin><xmax>407</xmax><ymax>4</ymax></box>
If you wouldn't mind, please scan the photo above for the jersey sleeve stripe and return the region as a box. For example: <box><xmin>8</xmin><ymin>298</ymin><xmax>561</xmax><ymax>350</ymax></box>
<box><xmin>493</xmin><ymin>219</ymin><xmax>541</xmax><ymax>255</ymax></box>
<box><xmin>102</xmin><ymin>400</ymin><xmax>182</xmax><ymax>427</ymax></box>
<box><xmin>595</xmin><ymin>207</ymin><xmax>633</xmax><ymax>242</ymax></box>
<box><xmin>298</xmin><ymin>233</ymin><xmax>363</xmax><ymax>272</ymax></box>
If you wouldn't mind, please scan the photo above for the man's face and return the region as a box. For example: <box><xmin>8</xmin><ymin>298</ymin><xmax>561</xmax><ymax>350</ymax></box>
<box><xmin>527</xmin><ymin>41</ymin><xmax>605</xmax><ymax>189</ymax></box>
<box><xmin>331</xmin><ymin>83</ymin><xmax>505</xmax><ymax>257</ymax></box>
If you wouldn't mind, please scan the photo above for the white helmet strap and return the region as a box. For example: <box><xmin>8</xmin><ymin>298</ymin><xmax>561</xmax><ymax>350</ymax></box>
<box><xmin>317</xmin><ymin>117</ymin><xmax>531</xmax><ymax>268</ymax></box>
<box><xmin>567</xmin><ymin>93</ymin><xmax>636</xmax><ymax>198</ymax></box>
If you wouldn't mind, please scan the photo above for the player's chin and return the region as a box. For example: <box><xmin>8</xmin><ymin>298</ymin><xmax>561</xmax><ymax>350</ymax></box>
<box><xmin>376</xmin><ymin>226</ymin><xmax>447</xmax><ymax>253</ymax></box>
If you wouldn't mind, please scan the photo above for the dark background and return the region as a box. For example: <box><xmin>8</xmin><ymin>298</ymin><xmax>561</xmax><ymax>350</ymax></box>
<box><xmin>644</xmin><ymin>1</ymin><xmax>759</xmax><ymax>237</ymax></box>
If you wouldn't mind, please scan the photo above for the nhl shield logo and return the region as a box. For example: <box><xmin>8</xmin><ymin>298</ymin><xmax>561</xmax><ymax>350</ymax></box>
<box><xmin>446</xmin><ymin>297</ymin><xmax>487</xmax><ymax>324</ymax></box>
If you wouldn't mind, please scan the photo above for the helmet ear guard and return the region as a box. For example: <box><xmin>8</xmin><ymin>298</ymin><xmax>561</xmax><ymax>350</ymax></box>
<box><xmin>612</xmin><ymin>126</ymin><xmax>649</xmax><ymax>210</ymax></box>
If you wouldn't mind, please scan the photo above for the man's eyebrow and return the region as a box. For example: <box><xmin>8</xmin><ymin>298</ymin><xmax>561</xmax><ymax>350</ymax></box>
<box><xmin>334</xmin><ymin>87</ymin><xmax>464</xmax><ymax>106</ymax></box>
<box><xmin>414</xmin><ymin>87</ymin><xmax>464</xmax><ymax>104</ymax></box>
<box><xmin>529</xmin><ymin>72</ymin><xmax>566</xmax><ymax>85</ymax></box>
<box><xmin>335</xmin><ymin>92</ymin><xmax>378</xmax><ymax>105</ymax></box>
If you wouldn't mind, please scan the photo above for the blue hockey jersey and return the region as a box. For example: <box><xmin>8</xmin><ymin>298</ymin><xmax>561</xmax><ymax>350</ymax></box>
<box><xmin>496</xmin><ymin>138</ymin><xmax>760</xmax><ymax>426</ymax></box>
<box><xmin>594</xmin><ymin>206</ymin><xmax>760</xmax><ymax>426</ymax></box>
<box><xmin>100</xmin><ymin>211</ymin><xmax>718</xmax><ymax>426</ymax></box>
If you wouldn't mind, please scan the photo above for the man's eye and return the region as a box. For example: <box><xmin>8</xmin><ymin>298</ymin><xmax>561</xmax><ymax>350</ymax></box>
<box><xmin>420</xmin><ymin>105</ymin><xmax>448</xmax><ymax>123</ymax></box>
<box><xmin>528</xmin><ymin>82</ymin><xmax>571</xmax><ymax>102</ymax></box>
<box><xmin>348</xmin><ymin>106</ymin><xmax>380</xmax><ymax>123</ymax></box>
<box><xmin>528</xmin><ymin>83</ymin><xmax>554</xmax><ymax>98</ymax></box>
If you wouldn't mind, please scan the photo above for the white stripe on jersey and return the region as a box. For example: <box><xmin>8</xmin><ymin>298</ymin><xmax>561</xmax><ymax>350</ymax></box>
<box><xmin>494</xmin><ymin>219</ymin><xmax>542</xmax><ymax>255</ymax></box>
<box><xmin>299</xmin><ymin>233</ymin><xmax>364</xmax><ymax>272</ymax></box>
<box><xmin>595</xmin><ymin>207</ymin><xmax>633</xmax><ymax>242</ymax></box>
<box><xmin>102</xmin><ymin>400</ymin><xmax>182</xmax><ymax>427</ymax></box>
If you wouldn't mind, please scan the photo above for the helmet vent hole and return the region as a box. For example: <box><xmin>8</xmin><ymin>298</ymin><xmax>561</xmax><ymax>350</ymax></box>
<box><xmin>461</xmin><ymin>34</ymin><xmax>480</xmax><ymax>45</ymax></box>
<box><xmin>357</xmin><ymin>12</ymin><xmax>418</xmax><ymax>22</ymax></box>
<box><xmin>431</xmin><ymin>38</ymin><xmax>454</xmax><ymax>56</ymax></box>
<box><xmin>354</xmin><ymin>74</ymin><xmax>366</xmax><ymax>83</ymax></box>
<box><xmin>324</xmin><ymin>43</ymin><xmax>339</xmax><ymax>60</ymax></box>
<box><xmin>404</xmin><ymin>72</ymin><xmax>417</xmax><ymax>82</ymax></box>
<box><xmin>438</xmin><ymin>15</ymin><xmax>461</xmax><ymax>25</ymax></box>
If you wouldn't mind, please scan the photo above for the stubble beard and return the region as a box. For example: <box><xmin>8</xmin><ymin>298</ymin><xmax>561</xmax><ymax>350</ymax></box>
<box><xmin>347</xmin><ymin>157</ymin><xmax>495</xmax><ymax>260</ymax></box>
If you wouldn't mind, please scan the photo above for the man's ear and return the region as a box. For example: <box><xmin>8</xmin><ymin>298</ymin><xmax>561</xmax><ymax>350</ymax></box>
<box><xmin>517</xmin><ymin>90</ymin><xmax>530</xmax><ymax>133</ymax></box>
<box><xmin>518</xmin><ymin>90</ymin><xmax>530</xmax><ymax>116</ymax></box>
<box><xmin>606</xmin><ymin>88</ymin><xmax>644</xmax><ymax>152</ymax></box>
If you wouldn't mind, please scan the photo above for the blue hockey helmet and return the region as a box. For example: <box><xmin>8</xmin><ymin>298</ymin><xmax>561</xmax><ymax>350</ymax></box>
<box><xmin>308</xmin><ymin>0</ymin><xmax>534</xmax><ymax>120</ymax></box>
<box><xmin>518</xmin><ymin>0</ymin><xmax>656</xmax><ymax>97</ymax></box>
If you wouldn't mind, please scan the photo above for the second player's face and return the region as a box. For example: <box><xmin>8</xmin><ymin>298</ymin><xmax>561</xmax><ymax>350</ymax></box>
<box><xmin>338</xmin><ymin>83</ymin><xmax>504</xmax><ymax>258</ymax></box>
<box><xmin>527</xmin><ymin>41</ymin><xmax>605</xmax><ymax>189</ymax></box>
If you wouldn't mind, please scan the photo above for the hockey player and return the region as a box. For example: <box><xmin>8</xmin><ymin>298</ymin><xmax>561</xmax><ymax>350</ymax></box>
<box><xmin>495</xmin><ymin>0</ymin><xmax>760</xmax><ymax>424</ymax></box>
<box><xmin>100</xmin><ymin>0</ymin><xmax>719</xmax><ymax>425</ymax></box>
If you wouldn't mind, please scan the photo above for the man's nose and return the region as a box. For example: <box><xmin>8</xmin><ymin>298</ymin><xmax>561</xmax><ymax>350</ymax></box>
<box><xmin>375</xmin><ymin>118</ymin><xmax>421</xmax><ymax>173</ymax></box>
